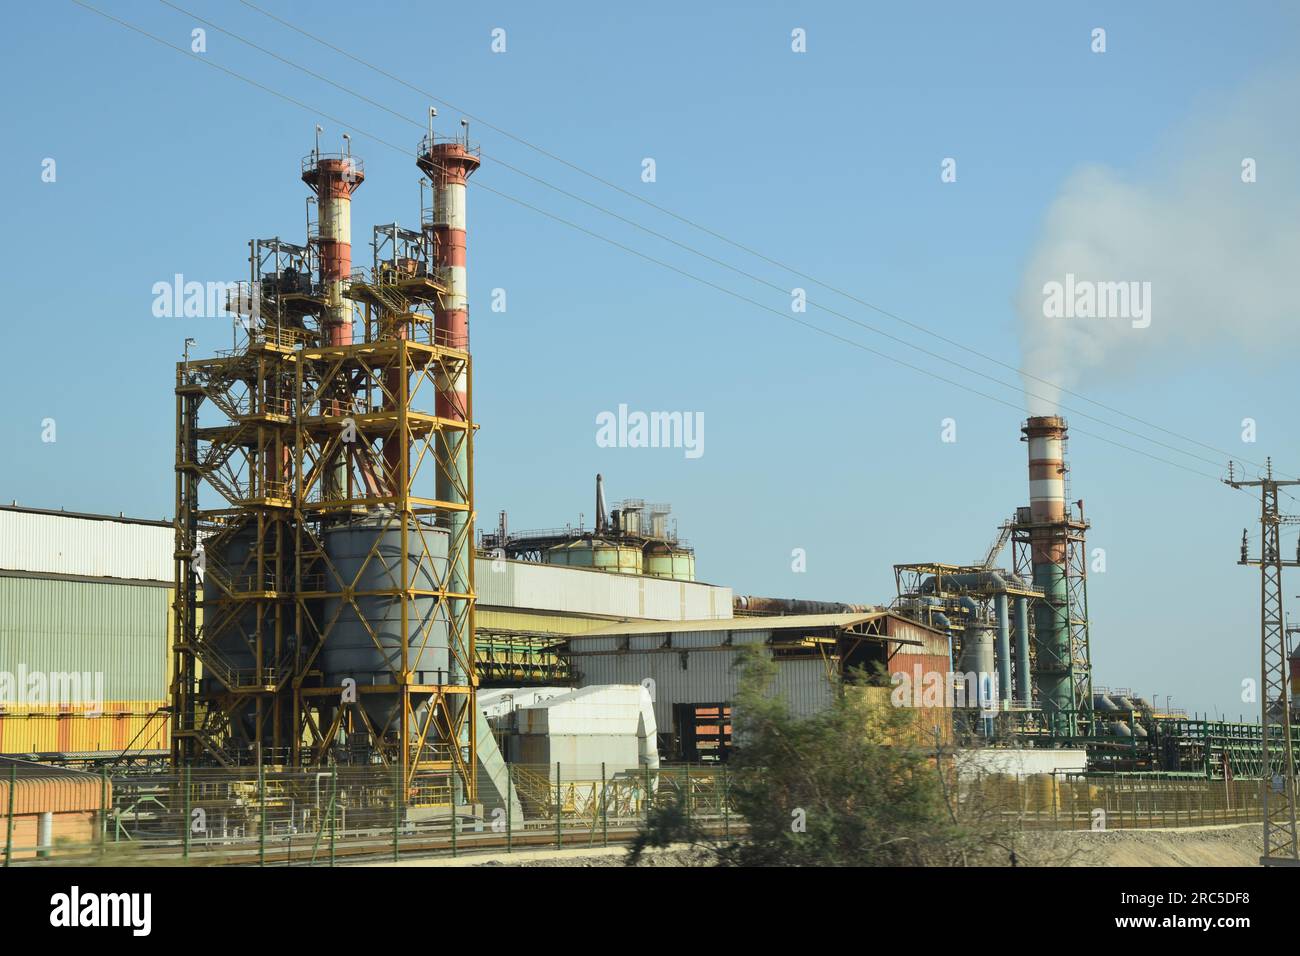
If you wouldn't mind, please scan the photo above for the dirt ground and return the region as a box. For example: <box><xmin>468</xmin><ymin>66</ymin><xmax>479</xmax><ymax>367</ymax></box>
<box><xmin>1028</xmin><ymin>823</ymin><xmax>1265</xmax><ymax>867</ymax></box>
<box><xmin>370</xmin><ymin>822</ymin><xmax>1264</xmax><ymax>867</ymax></box>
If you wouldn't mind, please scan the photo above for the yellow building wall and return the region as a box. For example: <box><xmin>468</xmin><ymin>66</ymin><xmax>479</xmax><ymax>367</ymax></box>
<box><xmin>0</xmin><ymin>702</ymin><xmax>169</xmax><ymax>755</ymax></box>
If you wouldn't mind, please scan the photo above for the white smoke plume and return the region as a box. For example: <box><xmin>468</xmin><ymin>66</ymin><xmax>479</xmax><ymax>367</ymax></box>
<box><xmin>1017</xmin><ymin>69</ymin><xmax>1300</xmax><ymax>414</ymax></box>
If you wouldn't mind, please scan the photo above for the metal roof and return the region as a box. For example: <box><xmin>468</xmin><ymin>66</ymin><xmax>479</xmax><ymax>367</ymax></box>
<box><xmin>575</xmin><ymin>610</ymin><xmax>900</xmax><ymax>637</ymax></box>
<box><xmin>0</xmin><ymin>509</ymin><xmax>174</xmax><ymax>583</ymax></box>
<box><xmin>0</xmin><ymin>756</ymin><xmax>107</xmax><ymax>814</ymax></box>
<box><xmin>0</xmin><ymin>504</ymin><xmax>171</xmax><ymax>527</ymax></box>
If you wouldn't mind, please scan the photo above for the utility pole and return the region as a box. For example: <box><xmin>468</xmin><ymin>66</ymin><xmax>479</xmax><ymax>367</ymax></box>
<box><xmin>1225</xmin><ymin>458</ymin><xmax>1300</xmax><ymax>865</ymax></box>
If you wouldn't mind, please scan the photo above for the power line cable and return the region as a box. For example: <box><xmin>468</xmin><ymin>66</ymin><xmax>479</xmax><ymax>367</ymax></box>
<box><xmin>234</xmin><ymin>0</ymin><xmax>1281</xmax><ymax>478</ymax></box>
<box><xmin>65</xmin><ymin>0</ymin><xmax>1262</xmax><ymax>496</ymax></box>
<box><xmin>154</xmin><ymin>0</ymin><xmax>1243</xmax><ymax>473</ymax></box>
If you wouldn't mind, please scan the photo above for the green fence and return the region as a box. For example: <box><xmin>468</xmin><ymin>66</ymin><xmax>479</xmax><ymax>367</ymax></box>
<box><xmin>958</xmin><ymin>771</ymin><xmax>1265</xmax><ymax>830</ymax></box>
<box><xmin>2</xmin><ymin>763</ymin><xmax>1269</xmax><ymax>866</ymax></box>
<box><xmin>2</xmin><ymin>763</ymin><xmax>735</xmax><ymax>867</ymax></box>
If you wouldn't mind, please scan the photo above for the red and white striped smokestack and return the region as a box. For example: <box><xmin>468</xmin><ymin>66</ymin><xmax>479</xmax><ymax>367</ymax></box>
<box><xmin>418</xmin><ymin>130</ymin><xmax>479</xmax><ymax>354</ymax></box>
<box><xmin>418</xmin><ymin>127</ymin><xmax>479</xmax><ymax>437</ymax></box>
<box><xmin>302</xmin><ymin>149</ymin><xmax>364</xmax><ymax>346</ymax></box>
<box><xmin>1023</xmin><ymin>415</ymin><xmax>1068</xmax><ymax>564</ymax></box>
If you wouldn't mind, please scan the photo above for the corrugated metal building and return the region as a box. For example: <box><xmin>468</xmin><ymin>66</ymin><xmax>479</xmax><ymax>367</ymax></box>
<box><xmin>0</xmin><ymin>507</ymin><xmax>172</xmax><ymax>582</ymax></box>
<box><xmin>476</xmin><ymin>558</ymin><xmax>730</xmax><ymax>624</ymax></box>
<box><xmin>0</xmin><ymin>507</ymin><xmax>172</xmax><ymax>759</ymax></box>
<box><xmin>0</xmin><ymin>577</ymin><xmax>169</xmax><ymax>700</ymax></box>
<box><xmin>0</xmin><ymin>504</ymin><xmax>734</xmax><ymax>758</ymax></box>
<box><xmin>566</xmin><ymin>611</ymin><xmax>950</xmax><ymax>760</ymax></box>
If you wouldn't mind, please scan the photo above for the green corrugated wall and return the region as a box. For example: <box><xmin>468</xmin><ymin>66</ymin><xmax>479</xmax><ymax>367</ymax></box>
<box><xmin>0</xmin><ymin>577</ymin><xmax>170</xmax><ymax>701</ymax></box>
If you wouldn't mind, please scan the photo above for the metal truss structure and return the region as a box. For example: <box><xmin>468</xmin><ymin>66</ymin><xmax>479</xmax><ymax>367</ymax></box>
<box><xmin>1011</xmin><ymin>505</ymin><xmax>1094</xmax><ymax>737</ymax></box>
<box><xmin>475</xmin><ymin>629</ymin><xmax>573</xmax><ymax>686</ymax></box>
<box><xmin>892</xmin><ymin>561</ymin><xmax>1041</xmax><ymax>669</ymax></box>
<box><xmin>173</xmin><ymin>220</ymin><xmax>478</xmax><ymax>808</ymax></box>
<box><xmin>1225</xmin><ymin>459</ymin><xmax>1300</xmax><ymax>865</ymax></box>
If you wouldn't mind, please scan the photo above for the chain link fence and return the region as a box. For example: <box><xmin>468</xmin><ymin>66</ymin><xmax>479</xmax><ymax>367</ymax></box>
<box><xmin>958</xmin><ymin>771</ymin><xmax>1265</xmax><ymax>830</ymax></box>
<box><xmin>3</xmin><ymin>764</ymin><xmax>1269</xmax><ymax>866</ymax></box>
<box><xmin>3</xmin><ymin>763</ymin><xmax>737</xmax><ymax>867</ymax></box>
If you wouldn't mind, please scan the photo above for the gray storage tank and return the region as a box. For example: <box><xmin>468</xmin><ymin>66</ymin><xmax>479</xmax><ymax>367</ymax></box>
<box><xmin>319</xmin><ymin>511</ymin><xmax>450</xmax><ymax>733</ymax></box>
<box><xmin>200</xmin><ymin>524</ymin><xmax>298</xmax><ymax>751</ymax></box>
<box><xmin>200</xmin><ymin>525</ymin><xmax>258</xmax><ymax>697</ymax></box>
<box><xmin>957</xmin><ymin>623</ymin><xmax>997</xmax><ymax>708</ymax></box>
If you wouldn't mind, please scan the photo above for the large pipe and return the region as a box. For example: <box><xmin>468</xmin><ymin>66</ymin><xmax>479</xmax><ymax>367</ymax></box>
<box><xmin>957</xmin><ymin>622</ymin><xmax>996</xmax><ymax>709</ymax></box>
<box><xmin>636</xmin><ymin>685</ymin><xmax>660</xmax><ymax>772</ymax></box>
<box><xmin>1014</xmin><ymin>595</ymin><xmax>1032</xmax><ymax>704</ymax></box>
<box><xmin>733</xmin><ymin>595</ymin><xmax>872</xmax><ymax>615</ymax></box>
<box><xmin>994</xmin><ymin>592</ymin><xmax>1011</xmax><ymax>704</ymax></box>
<box><xmin>919</xmin><ymin>570</ymin><xmax>1027</xmax><ymax>593</ymax></box>
<box><xmin>1023</xmin><ymin>415</ymin><xmax>1072</xmax><ymax>728</ymax></box>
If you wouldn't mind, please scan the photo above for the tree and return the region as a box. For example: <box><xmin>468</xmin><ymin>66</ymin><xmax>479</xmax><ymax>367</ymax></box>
<box><xmin>631</xmin><ymin>648</ymin><xmax>1026</xmax><ymax>866</ymax></box>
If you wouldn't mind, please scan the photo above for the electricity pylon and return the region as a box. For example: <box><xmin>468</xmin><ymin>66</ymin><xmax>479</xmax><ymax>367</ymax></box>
<box><xmin>1226</xmin><ymin>458</ymin><xmax>1300</xmax><ymax>865</ymax></box>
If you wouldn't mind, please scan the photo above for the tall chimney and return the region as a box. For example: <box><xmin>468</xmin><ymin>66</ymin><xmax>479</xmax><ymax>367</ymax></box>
<box><xmin>418</xmin><ymin>126</ymin><xmax>479</xmax><ymax>354</ymax></box>
<box><xmin>596</xmin><ymin>473</ymin><xmax>608</xmax><ymax>533</ymax></box>
<box><xmin>303</xmin><ymin>145</ymin><xmax>364</xmax><ymax>500</ymax></box>
<box><xmin>302</xmin><ymin>149</ymin><xmax>364</xmax><ymax>345</ymax></box>
<box><xmin>416</xmin><ymin>124</ymin><xmax>480</xmax><ymax>800</ymax></box>
<box><xmin>1023</xmin><ymin>415</ymin><xmax>1073</xmax><ymax>728</ymax></box>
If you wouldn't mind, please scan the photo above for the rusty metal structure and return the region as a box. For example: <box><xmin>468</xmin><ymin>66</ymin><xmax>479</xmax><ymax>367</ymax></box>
<box><xmin>172</xmin><ymin>126</ymin><xmax>481</xmax><ymax>808</ymax></box>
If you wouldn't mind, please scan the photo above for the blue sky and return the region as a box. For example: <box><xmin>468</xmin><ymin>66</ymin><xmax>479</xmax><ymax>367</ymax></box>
<box><xmin>3</xmin><ymin>1</ymin><xmax>1299</xmax><ymax>717</ymax></box>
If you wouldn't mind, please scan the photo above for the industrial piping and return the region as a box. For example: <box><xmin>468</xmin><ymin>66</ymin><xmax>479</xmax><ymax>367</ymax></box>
<box><xmin>994</xmin><ymin>593</ymin><xmax>1011</xmax><ymax>705</ymax></box>
<box><xmin>1014</xmin><ymin>595</ymin><xmax>1031</xmax><ymax>703</ymax></box>
<box><xmin>919</xmin><ymin>573</ymin><xmax>1026</xmax><ymax>705</ymax></box>
<box><xmin>734</xmin><ymin>596</ymin><xmax>873</xmax><ymax>615</ymax></box>
<box><xmin>595</xmin><ymin>473</ymin><xmax>608</xmax><ymax>533</ymax></box>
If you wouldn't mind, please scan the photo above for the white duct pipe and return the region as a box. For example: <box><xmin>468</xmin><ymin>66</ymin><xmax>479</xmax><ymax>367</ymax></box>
<box><xmin>637</xmin><ymin>685</ymin><xmax>661</xmax><ymax>773</ymax></box>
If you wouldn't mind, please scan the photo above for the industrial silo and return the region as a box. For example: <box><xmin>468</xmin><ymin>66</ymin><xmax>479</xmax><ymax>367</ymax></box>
<box><xmin>957</xmin><ymin>623</ymin><xmax>997</xmax><ymax>708</ymax></box>
<box><xmin>199</xmin><ymin>525</ymin><xmax>258</xmax><ymax>698</ymax></box>
<box><xmin>642</xmin><ymin>542</ymin><xmax>696</xmax><ymax>581</ymax></box>
<box><xmin>200</xmin><ymin>523</ymin><xmax>299</xmax><ymax>753</ymax></box>
<box><xmin>543</xmin><ymin>537</ymin><xmax>643</xmax><ymax>575</ymax></box>
<box><xmin>318</xmin><ymin>511</ymin><xmax>450</xmax><ymax>737</ymax></box>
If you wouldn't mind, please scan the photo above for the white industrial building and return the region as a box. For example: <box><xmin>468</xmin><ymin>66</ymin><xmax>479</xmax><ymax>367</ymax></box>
<box><xmin>565</xmin><ymin>612</ymin><xmax>950</xmax><ymax>762</ymax></box>
<box><xmin>481</xmin><ymin>685</ymin><xmax>659</xmax><ymax>779</ymax></box>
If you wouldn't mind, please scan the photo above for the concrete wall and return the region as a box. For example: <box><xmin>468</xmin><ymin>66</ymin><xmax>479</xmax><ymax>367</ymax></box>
<box><xmin>954</xmin><ymin>748</ymin><xmax>1088</xmax><ymax>777</ymax></box>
